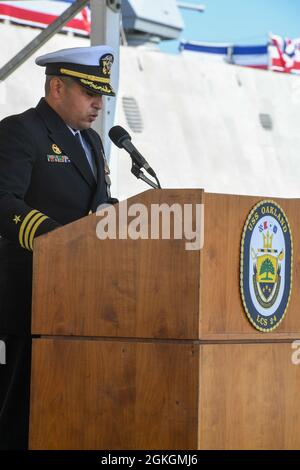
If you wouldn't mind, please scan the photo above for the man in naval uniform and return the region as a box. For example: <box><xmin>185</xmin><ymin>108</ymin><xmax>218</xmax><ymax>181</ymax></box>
<box><xmin>0</xmin><ymin>45</ymin><xmax>116</xmax><ymax>449</ymax></box>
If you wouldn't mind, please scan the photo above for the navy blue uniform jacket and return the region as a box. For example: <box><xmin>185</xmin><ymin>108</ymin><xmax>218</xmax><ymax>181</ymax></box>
<box><xmin>0</xmin><ymin>98</ymin><xmax>110</xmax><ymax>334</ymax></box>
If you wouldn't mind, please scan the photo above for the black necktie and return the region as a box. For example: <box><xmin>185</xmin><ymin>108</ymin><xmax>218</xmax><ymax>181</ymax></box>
<box><xmin>74</xmin><ymin>131</ymin><xmax>97</xmax><ymax>179</ymax></box>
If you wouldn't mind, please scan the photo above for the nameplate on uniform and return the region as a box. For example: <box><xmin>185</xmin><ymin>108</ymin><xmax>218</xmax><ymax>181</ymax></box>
<box><xmin>47</xmin><ymin>155</ymin><xmax>71</xmax><ymax>163</ymax></box>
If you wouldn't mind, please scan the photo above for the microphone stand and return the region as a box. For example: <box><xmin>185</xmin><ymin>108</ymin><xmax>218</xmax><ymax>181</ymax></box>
<box><xmin>131</xmin><ymin>163</ymin><xmax>161</xmax><ymax>189</ymax></box>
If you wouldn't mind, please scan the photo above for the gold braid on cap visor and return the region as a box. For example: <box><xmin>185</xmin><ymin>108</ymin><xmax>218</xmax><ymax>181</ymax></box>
<box><xmin>79</xmin><ymin>79</ymin><xmax>112</xmax><ymax>94</ymax></box>
<box><xmin>60</xmin><ymin>68</ymin><xmax>110</xmax><ymax>84</ymax></box>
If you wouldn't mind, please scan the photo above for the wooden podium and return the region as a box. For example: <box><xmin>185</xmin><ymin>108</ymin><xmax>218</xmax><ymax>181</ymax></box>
<box><xmin>29</xmin><ymin>190</ymin><xmax>300</xmax><ymax>449</ymax></box>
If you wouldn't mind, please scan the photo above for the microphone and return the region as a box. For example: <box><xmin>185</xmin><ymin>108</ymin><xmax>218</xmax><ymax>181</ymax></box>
<box><xmin>108</xmin><ymin>125</ymin><xmax>156</xmax><ymax>178</ymax></box>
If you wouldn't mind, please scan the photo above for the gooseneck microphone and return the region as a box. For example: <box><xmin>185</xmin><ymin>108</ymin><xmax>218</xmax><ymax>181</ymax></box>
<box><xmin>108</xmin><ymin>125</ymin><xmax>157</xmax><ymax>178</ymax></box>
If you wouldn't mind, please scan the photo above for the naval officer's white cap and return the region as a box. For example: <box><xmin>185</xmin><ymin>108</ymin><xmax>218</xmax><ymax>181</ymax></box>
<box><xmin>35</xmin><ymin>45</ymin><xmax>115</xmax><ymax>96</ymax></box>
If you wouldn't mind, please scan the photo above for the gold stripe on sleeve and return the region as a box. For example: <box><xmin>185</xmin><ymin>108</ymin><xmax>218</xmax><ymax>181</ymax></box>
<box><xmin>23</xmin><ymin>212</ymin><xmax>45</xmax><ymax>250</ymax></box>
<box><xmin>29</xmin><ymin>215</ymin><xmax>49</xmax><ymax>251</ymax></box>
<box><xmin>18</xmin><ymin>209</ymin><xmax>39</xmax><ymax>249</ymax></box>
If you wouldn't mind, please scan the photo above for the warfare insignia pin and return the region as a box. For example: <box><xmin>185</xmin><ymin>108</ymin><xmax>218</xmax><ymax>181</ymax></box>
<box><xmin>52</xmin><ymin>144</ymin><xmax>62</xmax><ymax>155</ymax></box>
<box><xmin>240</xmin><ymin>200</ymin><xmax>292</xmax><ymax>332</ymax></box>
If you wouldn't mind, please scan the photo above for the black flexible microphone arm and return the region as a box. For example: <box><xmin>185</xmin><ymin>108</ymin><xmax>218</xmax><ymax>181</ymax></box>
<box><xmin>109</xmin><ymin>125</ymin><xmax>162</xmax><ymax>189</ymax></box>
<box><xmin>131</xmin><ymin>163</ymin><xmax>161</xmax><ymax>189</ymax></box>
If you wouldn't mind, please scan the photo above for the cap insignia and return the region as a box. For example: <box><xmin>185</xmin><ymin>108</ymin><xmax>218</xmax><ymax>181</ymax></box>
<box><xmin>100</xmin><ymin>54</ymin><xmax>114</xmax><ymax>76</ymax></box>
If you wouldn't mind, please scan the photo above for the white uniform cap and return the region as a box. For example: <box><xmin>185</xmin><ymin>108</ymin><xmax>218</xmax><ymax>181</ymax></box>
<box><xmin>36</xmin><ymin>45</ymin><xmax>115</xmax><ymax>96</ymax></box>
<box><xmin>35</xmin><ymin>45</ymin><xmax>114</xmax><ymax>67</ymax></box>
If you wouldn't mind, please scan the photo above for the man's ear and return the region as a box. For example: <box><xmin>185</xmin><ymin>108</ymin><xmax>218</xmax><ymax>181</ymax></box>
<box><xmin>49</xmin><ymin>77</ymin><xmax>64</xmax><ymax>98</ymax></box>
